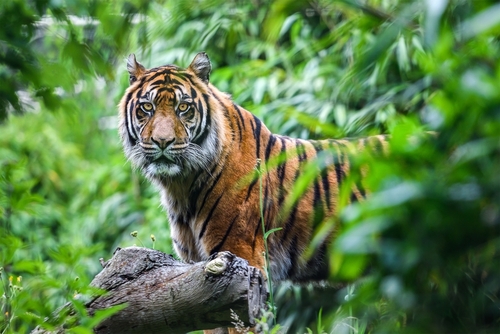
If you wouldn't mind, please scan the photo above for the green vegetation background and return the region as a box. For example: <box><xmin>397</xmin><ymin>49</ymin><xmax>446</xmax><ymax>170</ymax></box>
<box><xmin>1</xmin><ymin>0</ymin><xmax>500</xmax><ymax>333</ymax></box>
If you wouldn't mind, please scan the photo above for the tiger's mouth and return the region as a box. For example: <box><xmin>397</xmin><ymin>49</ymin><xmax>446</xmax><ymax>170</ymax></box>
<box><xmin>154</xmin><ymin>155</ymin><xmax>176</xmax><ymax>165</ymax></box>
<box><xmin>145</xmin><ymin>154</ymin><xmax>183</xmax><ymax>177</ymax></box>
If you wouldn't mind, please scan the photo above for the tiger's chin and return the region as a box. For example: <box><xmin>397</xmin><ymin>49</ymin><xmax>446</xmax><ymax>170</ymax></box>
<box><xmin>144</xmin><ymin>162</ymin><xmax>182</xmax><ymax>178</ymax></box>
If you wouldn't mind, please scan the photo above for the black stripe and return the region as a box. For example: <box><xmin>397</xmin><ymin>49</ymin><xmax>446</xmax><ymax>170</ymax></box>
<box><xmin>125</xmin><ymin>99</ymin><xmax>137</xmax><ymax>145</ymax></box>
<box><xmin>187</xmin><ymin>170</ymin><xmax>207</xmax><ymax>217</ymax></box>
<box><xmin>251</xmin><ymin>216</ymin><xmax>262</xmax><ymax>249</ymax></box>
<box><xmin>233</xmin><ymin>103</ymin><xmax>245</xmax><ymax>142</ymax></box>
<box><xmin>173</xmin><ymin>238</ymin><xmax>189</xmax><ymax>254</ymax></box>
<box><xmin>192</xmin><ymin>94</ymin><xmax>211</xmax><ymax>145</ymax></box>
<box><xmin>188</xmin><ymin>161</ymin><xmax>220</xmax><ymax>210</ymax></box>
<box><xmin>252</xmin><ymin>115</ymin><xmax>262</xmax><ymax>159</ymax></box>
<box><xmin>123</xmin><ymin>90</ymin><xmax>134</xmax><ymax>107</ymax></box>
<box><xmin>277</xmin><ymin>137</ymin><xmax>288</xmax><ymax>207</ymax></box>
<box><xmin>313</xmin><ymin>141</ymin><xmax>332</xmax><ymax>212</ymax></box>
<box><xmin>223</xmin><ymin>105</ymin><xmax>236</xmax><ymax>143</ymax></box>
<box><xmin>156</xmin><ymin>95</ymin><xmax>166</xmax><ymax>105</ymax></box>
<box><xmin>263</xmin><ymin>182</ymin><xmax>272</xmax><ymax>231</ymax></box>
<box><xmin>337</xmin><ymin>141</ymin><xmax>350</xmax><ymax>182</ymax></box>
<box><xmin>321</xmin><ymin>167</ymin><xmax>332</xmax><ymax>212</ymax></box>
<box><xmin>351</xmin><ymin>174</ymin><xmax>367</xmax><ymax>202</ymax></box>
<box><xmin>149</xmin><ymin>79</ymin><xmax>166</xmax><ymax>87</ymax></box>
<box><xmin>330</xmin><ymin>141</ymin><xmax>346</xmax><ymax>186</ymax></box>
<box><xmin>171</xmin><ymin>71</ymin><xmax>194</xmax><ymax>83</ymax></box>
<box><xmin>286</xmin><ymin>235</ymin><xmax>299</xmax><ymax>278</ymax></box>
<box><xmin>190</xmin><ymin>87</ymin><xmax>198</xmax><ymax>99</ymax></box>
<box><xmin>245</xmin><ymin>116</ymin><xmax>264</xmax><ymax>202</ymax></box>
<box><xmin>234</xmin><ymin>111</ymin><xmax>243</xmax><ymax>143</ymax></box>
<box><xmin>279</xmin><ymin>200</ymin><xmax>299</xmax><ymax>242</ymax></box>
<box><xmin>233</xmin><ymin>104</ymin><xmax>246</xmax><ymax>126</ymax></box>
<box><xmin>211</xmin><ymin>90</ymin><xmax>228</xmax><ymax>118</ymax></box>
<box><xmin>197</xmin><ymin>168</ymin><xmax>224</xmax><ymax>216</ymax></box>
<box><xmin>169</xmin><ymin>78</ymin><xmax>183</xmax><ymax>86</ymax></box>
<box><xmin>134</xmin><ymin>88</ymin><xmax>144</xmax><ymax>100</ymax></box>
<box><xmin>293</xmin><ymin>140</ymin><xmax>307</xmax><ymax>188</ymax></box>
<box><xmin>155</xmin><ymin>86</ymin><xmax>175</xmax><ymax>95</ymax></box>
<box><xmin>189</xmin><ymin>155</ymin><xmax>221</xmax><ymax>192</ymax></box>
<box><xmin>209</xmin><ymin>215</ymin><xmax>239</xmax><ymax>255</ymax></box>
<box><xmin>188</xmin><ymin>169</ymin><xmax>206</xmax><ymax>192</ymax></box>
<box><xmin>312</xmin><ymin>141</ymin><xmax>323</xmax><ymax>154</ymax></box>
<box><xmin>144</xmin><ymin>70</ymin><xmax>171</xmax><ymax>83</ymax></box>
<box><xmin>245</xmin><ymin>178</ymin><xmax>258</xmax><ymax>201</ymax></box>
<box><xmin>279</xmin><ymin>140</ymin><xmax>305</xmax><ymax>243</ymax></box>
<box><xmin>262</xmin><ymin>136</ymin><xmax>276</xmax><ymax>229</ymax></box>
<box><xmin>304</xmin><ymin>241</ymin><xmax>329</xmax><ymax>280</ymax></box>
<box><xmin>264</xmin><ymin>134</ymin><xmax>276</xmax><ymax>162</ymax></box>
<box><xmin>296</xmin><ymin>140</ymin><xmax>307</xmax><ymax>162</ymax></box>
<box><xmin>194</xmin><ymin>96</ymin><xmax>205</xmax><ymax>135</ymax></box>
<box><xmin>312</xmin><ymin>179</ymin><xmax>325</xmax><ymax>228</ymax></box>
<box><xmin>198</xmin><ymin>193</ymin><xmax>223</xmax><ymax>239</ymax></box>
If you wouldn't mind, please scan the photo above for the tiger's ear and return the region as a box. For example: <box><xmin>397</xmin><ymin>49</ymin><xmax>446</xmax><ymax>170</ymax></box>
<box><xmin>188</xmin><ymin>52</ymin><xmax>211</xmax><ymax>83</ymax></box>
<box><xmin>127</xmin><ymin>54</ymin><xmax>146</xmax><ymax>85</ymax></box>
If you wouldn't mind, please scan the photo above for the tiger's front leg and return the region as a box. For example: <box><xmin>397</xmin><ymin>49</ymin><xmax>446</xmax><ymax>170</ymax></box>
<box><xmin>201</xmin><ymin>240</ymin><xmax>267</xmax><ymax>334</ymax></box>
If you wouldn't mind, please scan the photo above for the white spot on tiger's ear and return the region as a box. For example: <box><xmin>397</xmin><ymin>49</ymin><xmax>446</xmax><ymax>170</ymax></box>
<box><xmin>188</xmin><ymin>52</ymin><xmax>211</xmax><ymax>83</ymax></box>
<box><xmin>127</xmin><ymin>54</ymin><xmax>146</xmax><ymax>85</ymax></box>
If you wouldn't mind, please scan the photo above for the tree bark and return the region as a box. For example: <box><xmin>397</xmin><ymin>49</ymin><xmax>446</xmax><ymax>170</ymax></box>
<box><xmin>32</xmin><ymin>247</ymin><xmax>267</xmax><ymax>334</ymax></box>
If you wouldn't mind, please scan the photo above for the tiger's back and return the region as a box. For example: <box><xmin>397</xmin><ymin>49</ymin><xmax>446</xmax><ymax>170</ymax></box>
<box><xmin>119</xmin><ymin>52</ymin><xmax>387</xmax><ymax>283</ymax></box>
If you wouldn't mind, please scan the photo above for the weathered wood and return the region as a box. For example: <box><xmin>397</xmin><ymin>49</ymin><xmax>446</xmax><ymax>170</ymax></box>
<box><xmin>32</xmin><ymin>247</ymin><xmax>267</xmax><ymax>334</ymax></box>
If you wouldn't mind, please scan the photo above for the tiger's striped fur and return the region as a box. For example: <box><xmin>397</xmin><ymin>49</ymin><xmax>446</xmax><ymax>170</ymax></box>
<box><xmin>119</xmin><ymin>52</ymin><xmax>387</xmax><ymax>283</ymax></box>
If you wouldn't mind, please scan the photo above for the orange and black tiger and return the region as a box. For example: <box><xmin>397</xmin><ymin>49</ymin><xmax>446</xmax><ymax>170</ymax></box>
<box><xmin>118</xmin><ymin>52</ymin><xmax>387</xmax><ymax>284</ymax></box>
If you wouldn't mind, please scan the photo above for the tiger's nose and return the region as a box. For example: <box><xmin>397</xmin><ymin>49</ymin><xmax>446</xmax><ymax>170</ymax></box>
<box><xmin>151</xmin><ymin>137</ymin><xmax>175</xmax><ymax>150</ymax></box>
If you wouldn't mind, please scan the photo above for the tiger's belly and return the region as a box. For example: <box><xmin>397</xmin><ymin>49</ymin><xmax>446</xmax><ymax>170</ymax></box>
<box><xmin>168</xmin><ymin>212</ymin><xmax>330</xmax><ymax>284</ymax></box>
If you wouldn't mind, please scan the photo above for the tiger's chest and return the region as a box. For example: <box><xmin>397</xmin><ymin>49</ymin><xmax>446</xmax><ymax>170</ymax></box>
<box><xmin>160</xmin><ymin>194</ymin><xmax>208</xmax><ymax>262</ymax></box>
<box><xmin>170</xmin><ymin>218</ymin><xmax>207</xmax><ymax>262</ymax></box>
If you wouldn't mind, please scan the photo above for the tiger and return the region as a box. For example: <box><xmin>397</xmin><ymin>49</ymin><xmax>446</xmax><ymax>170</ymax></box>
<box><xmin>118</xmin><ymin>52</ymin><xmax>386</xmax><ymax>326</ymax></box>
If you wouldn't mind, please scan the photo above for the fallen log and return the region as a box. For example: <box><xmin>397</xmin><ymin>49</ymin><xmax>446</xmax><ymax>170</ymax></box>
<box><xmin>32</xmin><ymin>247</ymin><xmax>267</xmax><ymax>333</ymax></box>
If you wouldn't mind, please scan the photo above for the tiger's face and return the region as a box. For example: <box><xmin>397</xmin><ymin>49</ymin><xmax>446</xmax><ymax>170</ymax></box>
<box><xmin>119</xmin><ymin>53</ymin><xmax>222</xmax><ymax>181</ymax></box>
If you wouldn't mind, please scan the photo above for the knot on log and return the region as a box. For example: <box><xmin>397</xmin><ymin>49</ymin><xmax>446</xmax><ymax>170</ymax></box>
<box><xmin>205</xmin><ymin>257</ymin><xmax>228</xmax><ymax>276</ymax></box>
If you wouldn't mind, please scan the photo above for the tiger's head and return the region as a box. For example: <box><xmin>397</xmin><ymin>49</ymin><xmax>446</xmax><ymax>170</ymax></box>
<box><xmin>118</xmin><ymin>53</ymin><xmax>225</xmax><ymax>182</ymax></box>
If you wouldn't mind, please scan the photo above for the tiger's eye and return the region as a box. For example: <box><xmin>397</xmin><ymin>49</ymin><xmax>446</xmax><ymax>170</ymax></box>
<box><xmin>142</xmin><ymin>102</ymin><xmax>153</xmax><ymax>111</ymax></box>
<box><xmin>178</xmin><ymin>103</ymin><xmax>189</xmax><ymax>112</ymax></box>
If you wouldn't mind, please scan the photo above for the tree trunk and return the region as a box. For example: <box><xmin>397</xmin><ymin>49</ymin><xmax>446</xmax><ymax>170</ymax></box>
<box><xmin>32</xmin><ymin>247</ymin><xmax>267</xmax><ymax>334</ymax></box>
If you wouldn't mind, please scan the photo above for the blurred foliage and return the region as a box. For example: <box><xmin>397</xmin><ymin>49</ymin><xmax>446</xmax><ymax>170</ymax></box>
<box><xmin>0</xmin><ymin>0</ymin><xmax>150</xmax><ymax>121</ymax></box>
<box><xmin>1</xmin><ymin>0</ymin><xmax>500</xmax><ymax>333</ymax></box>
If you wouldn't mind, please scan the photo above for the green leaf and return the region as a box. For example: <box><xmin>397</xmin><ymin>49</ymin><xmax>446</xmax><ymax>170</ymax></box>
<box><xmin>264</xmin><ymin>227</ymin><xmax>283</xmax><ymax>240</ymax></box>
